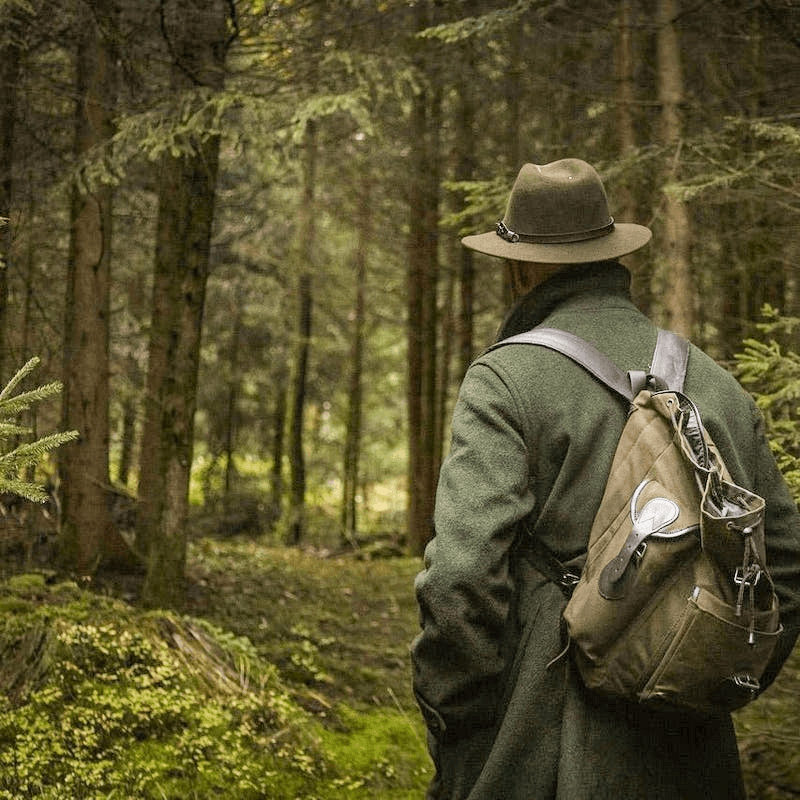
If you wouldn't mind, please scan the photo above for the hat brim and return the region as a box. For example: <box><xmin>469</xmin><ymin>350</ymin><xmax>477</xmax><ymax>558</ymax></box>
<box><xmin>461</xmin><ymin>222</ymin><xmax>652</xmax><ymax>264</ymax></box>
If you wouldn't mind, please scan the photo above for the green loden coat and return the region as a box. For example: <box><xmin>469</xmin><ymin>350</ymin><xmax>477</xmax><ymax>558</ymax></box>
<box><xmin>411</xmin><ymin>261</ymin><xmax>800</xmax><ymax>800</ymax></box>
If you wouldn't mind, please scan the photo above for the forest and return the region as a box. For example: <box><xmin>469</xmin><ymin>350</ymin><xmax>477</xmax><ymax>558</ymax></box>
<box><xmin>0</xmin><ymin>0</ymin><xmax>799</xmax><ymax>797</ymax></box>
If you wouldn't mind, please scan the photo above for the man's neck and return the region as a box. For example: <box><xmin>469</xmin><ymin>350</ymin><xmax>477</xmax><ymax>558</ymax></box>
<box><xmin>505</xmin><ymin>261</ymin><xmax>564</xmax><ymax>300</ymax></box>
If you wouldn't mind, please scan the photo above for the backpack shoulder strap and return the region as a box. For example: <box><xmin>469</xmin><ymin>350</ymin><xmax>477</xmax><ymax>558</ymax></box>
<box><xmin>487</xmin><ymin>327</ymin><xmax>690</xmax><ymax>399</ymax></box>
<box><xmin>488</xmin><ymin>327</ymin><xmax>635</xmax><ymax>402</ymax></box>
<box><xmin>649</xmin><ymin>329</ymin><xmax>689</xmax><ymax>391</ymax></box>
<box><xmin>488</xmin><ymin>326</ymin><xmax>691</xmax><ymax>593</ymax></box>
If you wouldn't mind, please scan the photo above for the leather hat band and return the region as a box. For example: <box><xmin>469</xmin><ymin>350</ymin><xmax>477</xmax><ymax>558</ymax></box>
<box><xmin>496</xmin><ymin>218</ymin><xmax>615</xmax><ymax>245</ymax></box>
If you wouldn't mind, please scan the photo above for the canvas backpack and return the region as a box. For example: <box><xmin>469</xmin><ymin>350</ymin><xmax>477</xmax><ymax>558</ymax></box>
<box><xmin>490</xmin><ymin>326</ymin><xmax>783</xmax><ymax>715</ymax></box>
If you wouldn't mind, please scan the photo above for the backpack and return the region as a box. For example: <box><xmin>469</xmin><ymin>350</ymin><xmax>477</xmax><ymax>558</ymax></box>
<box><xmin>490</xmin><ymin>326</ymin><xmax>782</xmax><ymax>715</ymax></box>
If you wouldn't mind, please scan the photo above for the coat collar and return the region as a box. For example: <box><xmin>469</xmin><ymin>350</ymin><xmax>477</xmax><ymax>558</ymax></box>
<box><xmin>496</xmin><ymin>261</ymin><xmax>633</xmax><ymax>340</ymax></box>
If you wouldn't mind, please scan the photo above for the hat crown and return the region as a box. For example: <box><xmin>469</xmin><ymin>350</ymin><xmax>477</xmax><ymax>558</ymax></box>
<box><xmin>504</xmin><ymin>159</ymin><xmax>612</xmax><ymax>239</ymax></box>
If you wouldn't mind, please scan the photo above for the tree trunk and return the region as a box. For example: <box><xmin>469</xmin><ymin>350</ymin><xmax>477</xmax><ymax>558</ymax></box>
<box><xmin>614</xmin><ymin>0</ymin><xmax>651</xmax><ymax>314</ymax></box>
<box><xmin>59</xmin><ymin>3</ymin><xmax>134</xmax><ymax>575</ymax></box>
<box><xmin>286</xmin><ymin>120</ymin><xmax>317</xmax><ymax>546</ymax></box>
<box><xmin>137</xmin><ymin>0</ymin><xmax>229</xmax><ymax>607</ymax></box>
<box><xmin>138</xmin><ymin>140</ymin><xmax>222</xmax><ymax>606</ymax></box>
<box><xmin>455</xmin><ymin>8</ymin><xmax>477</xmax><ymax>381</ymax></box>
<box><xmin>116</xmin><ymin>393</ymin><xmax>137</xmax><ymax>488</ymax></box>
<box><xmin>406</xmin><ymin>1</ymin><xmax>441</xmax><ymax>556</ymax></box>
<box><xmin>0</xmin><ymin>13</ymin><xmax>22</xmax><ymax>386</ymax></box>
<box><xmin>654</xmin><ymin>0</ymin><xmax>694</xmax><ymax>336</ymax></box>
<box><xmin>341</xmin><ymin>173</ymin><xmax>369</xmax><ymax>547</ymax></box>
<box><xmin>437</xmin><ymin>265</ymin><xmax>454</xmax><ymax>467</ymax></box>
<box><xmin>269</xmin><ymin>359</ymin><xmax>288</xmax><ymax>527</ymax></box>
<box><xmin>500</xmin><ymin>20</ymin><xmax>524</xmax><ymax>308</ymax></box>
<box><xmin>222</xmin><ymin>286</ymin><xmax>244</xmax><ymax>513</ymax></box>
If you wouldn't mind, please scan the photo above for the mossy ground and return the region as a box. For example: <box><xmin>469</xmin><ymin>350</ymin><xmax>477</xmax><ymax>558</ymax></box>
<box><xmin>0</xmin><ymin>538</ymin><xmax>798</xmax><ymax>798</ymax></box>
<box><xmin>0</xmin><ymin>544</ymin><xmax>431</xmax><ymax>799</ymax></box>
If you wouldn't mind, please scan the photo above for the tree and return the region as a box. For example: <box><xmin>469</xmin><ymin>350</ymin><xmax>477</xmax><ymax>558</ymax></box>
<box><xmin>286</xmin><ymin>119</ymin><xmax>316</xmax><ymax>546</ymax></box>
<box><xmin>0</xmin><ymin>0</ymin><xmax>797</xmax><ymax>571</ymax></box>
<box><xmin>137</xmin><ymin>0</ymin><xmax>233</xmax><ymax>607</ymax></box>
<box><xmin>406</xmin><ymin>0</ymin><xmax>443</xmax><ymax>556</ymax></box>
<box><xmin>654</xmin><ymin>0</ymin><xmax>694</xmax><ymax>337</ymax></box>
<box><xmin>0</xmin><ymin>3</ymin><xmax>27</xmax><ymax>386</ymax></box>
<box><xmin>59</xmin><ymin>0</ymin><xmax>134</xmax><ymax>574</ymax></box>
<box><xmin>341</xmin><ymin>154</ymin><xmax>370</xmax><ymax>546</ymax></box>
<box><xmin>0</xmin><ymin>358</ymin><xmax>77</xmax><ymax>502</ymax></box>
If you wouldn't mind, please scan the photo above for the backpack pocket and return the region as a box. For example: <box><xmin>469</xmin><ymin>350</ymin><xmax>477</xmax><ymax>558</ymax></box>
<box><xmin>638</xmin><ymin>585</ymin><xmax>781</xmax><ymax>713</ymax></box>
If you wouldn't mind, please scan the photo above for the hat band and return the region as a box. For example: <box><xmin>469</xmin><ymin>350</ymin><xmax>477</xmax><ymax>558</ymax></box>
<box><xmin>496</xmin><ymin>218</ymin><xmax>615</xmax><ymax>245</ymax></box>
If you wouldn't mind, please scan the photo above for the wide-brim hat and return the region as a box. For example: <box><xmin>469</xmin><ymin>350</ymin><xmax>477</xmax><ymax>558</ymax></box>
<box><xmin>462</xmin><ymin>159</ymin><xmax>651</xmax><ymax>264</ymax></box>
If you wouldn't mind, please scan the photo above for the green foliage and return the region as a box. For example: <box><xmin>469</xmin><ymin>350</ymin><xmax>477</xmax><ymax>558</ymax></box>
<box><xmin>0</xmin><ymin>558</ymin><xmax>430</xmax><ymax>799</ymax></box>
<box><xmin>735</xmin><ymin>306</ymin><xmax>800</xmax><ymax>497</ymax></box>
<box><xmin>417</xmin><ymin>0</ymin><xmax>532</xmax><ymax>44</ymax></box>
<box><xmin>664</xmin><ymin>118</ymin><xmax>800</xmax><ymax>208</ymax></box>
<box><xmin>0</xmin><ymin>359</ymin><xmax>77</xmax><ymax>503</ymax></box>
<box><xmin>0</xmin><ymin>581</ymin><xmax>319</xmax><ymax>799</ymax></box>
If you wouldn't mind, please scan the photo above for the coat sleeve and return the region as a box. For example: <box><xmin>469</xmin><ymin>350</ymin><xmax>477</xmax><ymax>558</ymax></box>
<box><xmin>410</xmin><ymin>361</ymin><xmax>537</xmax><ymax>740</ymax></box>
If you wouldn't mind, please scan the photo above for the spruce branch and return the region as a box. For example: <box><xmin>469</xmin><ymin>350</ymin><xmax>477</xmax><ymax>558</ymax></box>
<box><xmin>0</xmin><ymin>359</ymin><xmax>78</xmax><ymax>504</ymax></box>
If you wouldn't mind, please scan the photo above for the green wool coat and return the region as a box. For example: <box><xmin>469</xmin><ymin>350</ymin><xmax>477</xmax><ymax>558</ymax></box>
<box><xmin>411</xmin><ymin>262</ymin><xmax>800</xmax><ymax>800</ymax></box>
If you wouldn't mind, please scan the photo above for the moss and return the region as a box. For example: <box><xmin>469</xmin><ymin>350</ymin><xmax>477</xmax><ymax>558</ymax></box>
<box><xmin>314</xmin><ymin>704</ymin><xmax>431</xmax><ymax>798</ymax></box>
<box><xmin>0</xmin><ymin>562</ymin><xmax>433</xmax><ymax>799</ymax></box>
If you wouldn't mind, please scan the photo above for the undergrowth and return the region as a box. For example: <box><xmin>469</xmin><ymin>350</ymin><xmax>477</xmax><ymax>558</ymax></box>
<box><xmin>0</xmin><ymin>568</ymin><xmax>431</xmax><ymax>799</ymax></box>
<box><xmin>1</xmin><ymin>542</ymin><xmax>796</xmax><ymax>798</ymax></box>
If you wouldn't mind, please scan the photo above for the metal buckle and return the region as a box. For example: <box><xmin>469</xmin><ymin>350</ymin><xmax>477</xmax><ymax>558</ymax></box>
<box><xmin>734</xmin><ymin>565</ymin><xmax>762</xmax><ymax>588</ymax></box>
<box><xmin>496</xmin><ymin>221</ymin><xmax>520</xmax><ymax>243</ymax></box>
<box><xmin>732</xmin><ymin>673</ymin><xmax>760</xmax><ymax>694</ymax></box>
<box><xmin>559</xmin><ymin>572</ymin><xmax>580</xmax><ymax>591</ymax></box>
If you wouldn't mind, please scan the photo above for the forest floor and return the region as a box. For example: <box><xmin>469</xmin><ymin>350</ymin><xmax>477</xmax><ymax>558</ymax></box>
<box><xmin>184</xmin><ymin>538</ymin><xmax>425</xmax><ymax>730</ymax></box>
<box><xmin>182</xmin><ymin>536</ymin><xmax>800</xmax><ymax>799</ymax></box>
<box><xmin>1</xmin><ymin>533</ymin><xmax>798</xmax><ymax>797</ymax></box>
<box><xmin>181</xmin><ymin>537</ymin><xmax>800</xmax><ymax>800</ymax></box>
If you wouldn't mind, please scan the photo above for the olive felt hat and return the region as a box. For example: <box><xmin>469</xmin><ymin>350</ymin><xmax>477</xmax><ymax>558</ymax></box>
<box><xmin>461</xmin><ymin>159</ymin><xmax>651</xmax><ymax>264</ymax></box>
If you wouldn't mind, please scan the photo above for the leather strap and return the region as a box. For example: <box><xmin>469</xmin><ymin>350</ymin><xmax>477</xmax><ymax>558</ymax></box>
<box><xmin>650</xmin><ymin>329</ymin><xmax>689</xmax><ymax>391</ymax></box>
<box><xmin>488</xmin><ymin>327</ymin><xmax>689</xmax><ymax>398</ymax></box>
<box><xmin>488</xmin><ymin>326</ymin><xmax>691</xmax><ymax>591</ymax></box>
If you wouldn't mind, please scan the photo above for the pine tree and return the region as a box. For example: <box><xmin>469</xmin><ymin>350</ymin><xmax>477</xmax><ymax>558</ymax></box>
<box><xmin>736</xmin><ymin>306</ymin><xmax>800</xmax><ymax>499</ymax></box>
<box><xmin>0</xmin><ymin>358</ymin><xmax>77</xmax><ymax>502</ymax></box>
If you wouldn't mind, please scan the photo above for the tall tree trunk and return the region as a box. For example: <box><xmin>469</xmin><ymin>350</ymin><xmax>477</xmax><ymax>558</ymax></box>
<box><xmin>286</xmin><ymin>119</ymin><xmax>316</xmax><ymax>546</ymax></box>
<box><xmin>341</xmin><ymin>172</ymin><xmax>369</xmax><ymax>547</ymax></box>
<box><xmin>614</xmin><ymin>0</ymin><xmax>650</xmax><ymax>314</ymax></box>
<box><xmin>455</xmin><ymin>5</ymin><xmax>477</xmax><ymax>381</ymax></box>
<box><xmin>222</xmin><ymin>285</ymin><xmax>244</xmax><ymax>513</ymax></box>
<box><xmin>436</xmin><ymin>265</ymin><xmax>454</xmax><ymax>467</ymax></box>
<box><xmin>497</xmin><ymin>21</ymin><xmax>525</xmax><ymax>309</ymax></box>
<box><xmin>137</xmin><ymin>0</ymin><xmax>230</xmax><ymax>607</ymax></box>
<box><xmin>654</xmin><ymin>0</ymin><xmax>694</xmax><ymax>336</ymax></box>
<box><xmin>59</xmin><ymin>3</ymin><xmax>133</xmax><ymax>575</ymax></box>
<box><xmin>407</xmin><ymin>1</ymin><xmax>441</xmax><ymax>556</ymax></box>
<box><xmin>116</xmin><ymin>392</ymin><xmax>137</xmax><ymax>487</ymax></box>
<box><xmin>0</xmin><ymin>11</ymin><xmax>23</xmax><ymax>386</ymax></box>
<box><xmin>269</xmin><ymin>359</ymin><xmax>288</xmax><ymax>527</ymax></box>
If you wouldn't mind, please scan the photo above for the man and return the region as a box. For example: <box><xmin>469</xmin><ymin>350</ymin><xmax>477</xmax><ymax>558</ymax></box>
<box><xmin>410</xmin><ymin>158</ymin><xmax>800</xmax><ymax>799</ymax></box>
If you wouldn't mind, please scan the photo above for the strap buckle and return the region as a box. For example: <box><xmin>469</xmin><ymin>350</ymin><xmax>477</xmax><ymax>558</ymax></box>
<box><xmin>496</xmin><ymin>221</ymin><xmax>520</xmax><ymax>243</ymax></box>
<box><xmin>734</xmin><ymin>565</ymin><xmax>762</xmax><ymax>588</ymax></box>
<box><xmin>559</xmin><ymin>571</ymin><xmax>580</xmax><ymax>592</ymax></box>
<box><xmin>732</xmin><ymin>673</ymin><xmax>760</xmax><ymax>695</ymax></box>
